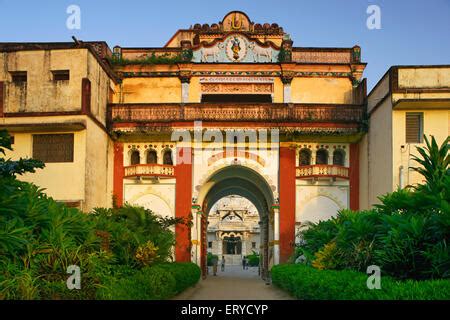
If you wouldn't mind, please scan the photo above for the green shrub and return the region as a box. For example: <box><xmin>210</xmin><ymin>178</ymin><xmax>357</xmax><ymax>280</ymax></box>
<box><xmin>159</xmin><ymin>262</ymin><xmax>201</xmax><ymax>294</ymax></box>
<box><xmin>246</xmin><ymin>251</ymin><xmax>260</xmax><ymax>267</ymax></box>
<box><xmin>272</xmin><ymin>264</ymin><xmax>450</xmax><ymax>300</ymax></box>
<box><xmin>98</xmin><ymin>265</ymin><xmax>176</xmax><ymax>300</ymax></box>
<box><xmin>207</xmin><ymin>253</ymin><xmax>218</xmax><ymax>266</ymax></box>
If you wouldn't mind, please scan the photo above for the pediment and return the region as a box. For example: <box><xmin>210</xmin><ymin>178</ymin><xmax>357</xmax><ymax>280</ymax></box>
<box><xmin>192</xmin><ymin>33</ymin><xmax>280</xmax><ymax>63</ymax></box>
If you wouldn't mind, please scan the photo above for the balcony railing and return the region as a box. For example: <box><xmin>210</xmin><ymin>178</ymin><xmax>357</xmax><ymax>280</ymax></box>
<box><xmin>296</xmin><ymin>164</ymin><xmax>349</xmax><ymax>180</ymax></box>
<box><xmin>124</xmin><ymin>164</ymin><xmax>175</xmax><ymax>178</ymax></box>
<box><xmin>109</xmin><ymin>103</ymin><xmax>365</xmax><ymax>124</ymax></box>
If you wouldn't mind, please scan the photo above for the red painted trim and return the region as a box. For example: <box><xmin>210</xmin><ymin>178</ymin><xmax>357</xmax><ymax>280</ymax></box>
<box><xmin>81</xmin><ymin>78</ymin><xmax>91</xmax><ymax>115</ymax></box>
<box><xmin>349</xmin><ymin>143</ymin><xmax>360</xmax><ymax>210</ymax></box>
<box><xmin>279</xmin><ymin>147</ymin><xmax>296</xmax><ymax>263</ymax></box>
<box><xmin>113</xmin><ymin>143</ymin><xmax>124</xmax><ymax>207</ymax></box>
<box><xmin>175</xmin><ymin>147</ymin><xmax>192</xmax><ymax>262</ymax></box>
<box><xmin>0</xmin><ymin>81</ymin><xmax>4</xmax><ymax>117</ymax></box>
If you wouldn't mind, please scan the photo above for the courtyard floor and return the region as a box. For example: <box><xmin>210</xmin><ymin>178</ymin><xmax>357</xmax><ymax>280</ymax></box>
<box><xmin>173</xmin><ymin>265</ymin><xmax>294</xmax><ymax>300</ymax></box>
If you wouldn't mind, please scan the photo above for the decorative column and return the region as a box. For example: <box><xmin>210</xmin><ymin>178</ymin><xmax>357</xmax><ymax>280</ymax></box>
<box><xmin>272</xmin><ymin>204</ymin><xmax>280</xmax><ymax>265</ymax></box>
<box><xmin>281</xmin><ymin>72</ymin><xmax>294</xmax><ymax>103</ymax></box>
<box><xmin>217</xmin><ymin>232</ymin><xmax>223</xmax><ymax>256</ymax></box>
<box><xmin>190</xmin><ymin>203</ymin><xmax>202</xmax><ymax>266</ymax></box>
<box><xmin>179</xmin><ymin>71</ymin><xmax>191</xmax><ymax>103</ymax></box>
<box><xmin>178</xmin><ymin>41</ymin><xmax>192</xmax><ymax>104</ymax></box>
<box><xmin>241</xmin><ymin>233</ymin><xmax>247</xmax><ymax>256</ymax></box>
<box><xmin>279</xmin><ymin>145</ymin><xmax>296</xmax><ymax>263</ymax></box>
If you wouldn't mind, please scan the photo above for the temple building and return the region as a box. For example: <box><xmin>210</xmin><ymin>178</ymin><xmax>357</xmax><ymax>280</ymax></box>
<box><xmin>0</xmin><ymin>11</ymin><xmax>448</xmax><ymax>278</ymax></box>
<box><xmin>207</xmin><ymin>195</ymin><xmax>260</xmax><ymax>265</ymax></box>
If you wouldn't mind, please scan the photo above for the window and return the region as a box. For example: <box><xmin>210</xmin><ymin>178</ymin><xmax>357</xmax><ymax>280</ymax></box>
<box><xmin>130</xmin><ymin>150</ymin><xmax>140</xmax><ymax>165</ymax></box>
<box><xmin>147</xmin><ymin>150</ymin><xmax>157</xmax><ymax>164</ymax></box>
<box><xmin>10</xmin><ymin>135</ymin><xmax>15</xmax><ymax>145</ymax></box>
<box><xmin>252</xmin><ymin>242</ymin><xmax>256</xmax><ymax>249</ymax></box>
<box><xmin>333</xmin><ymin>149</ymin><xmax>345</xmax><ymax>166</ymax></box>
<box><xmin>316</xmin><ymin>149</ymin><xmax>328</xmax><ymax>165</ymax></box>
<box><xmin>406</xmin><ymin>113</ymin><xmax>423</xmax><ymax>143</ymax></box>
<box><xmin>52</xmin><ymin>70</ymin><xmax>70</xmax><ymax>81</ymax></box>
<box><xmin>32</xmin><ymin>134</ymin><xmax>74</xmax><ymax>163</ymax></box>
<box><xmin>11</xmin><ymin>71</ymin><xmax>27</xmax><ymax>83</ymax></box>
<box><xmin>163</xmin><ymin>149</ymin><xmax>173</xmax><ymax>165</ymax></box>
<box><xmin>299</xmin><ymin>149</ymin><xmax>311</xmax><ymax>166</ymax></box>
<box><xmin>208</xmin><ymin>242</ymin><xmax>213</xmax><ymax>249</ymax></box>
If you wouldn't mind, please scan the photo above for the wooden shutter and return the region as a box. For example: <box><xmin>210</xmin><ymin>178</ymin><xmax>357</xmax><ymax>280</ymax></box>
<box><xmin>406</xmin><ymin>113</ymin><xmax>423</xmax><ymax>143</ymax></box>
<box><xmin>33</xmin><ymin>134</ymin><xmax>74</xmax><ymax>163</ymax></box>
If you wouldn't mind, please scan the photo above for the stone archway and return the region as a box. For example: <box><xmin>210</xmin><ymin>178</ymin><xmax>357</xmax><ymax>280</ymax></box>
<box><xmin>196</xmin><ymin>165</ymin><xmax>275</xmax><ymax>280</ymax></box>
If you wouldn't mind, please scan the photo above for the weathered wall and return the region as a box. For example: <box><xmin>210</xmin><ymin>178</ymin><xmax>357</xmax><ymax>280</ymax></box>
<box><xmin>84</xmin><ymin>117</ymin><xmax>113</xmax><ymax>211</ymax></box>
<box><xmin>291</xmin><ymin>77</ymin><xmax>353</xmax><ymax>104</ymax></box>
<box><xmin>86</xmin><ymin>52</ymin><xmax>114</xmax><ymax>126</ymax></box>
<box><xmin>119</xmin><ymin>77</ymin><xmax>181</xmax><ymax>103</ymax></box>
<box><xmin>366</xmin><ymin>98</ymin><xmax>393</xmax><ymax>206</ymax></box>
<box><xmin>397</xmin><ymin>67</ymin><xmax>450</xmax><ymax>89</ymax></box>
<box><xmin>0</xmin><ymin>49</ymin><xmax>89</xmax><ymax>113</ymax></box>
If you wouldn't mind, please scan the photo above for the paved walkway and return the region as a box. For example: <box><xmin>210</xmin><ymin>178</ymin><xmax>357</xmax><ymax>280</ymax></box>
<box><xmin>174</xmin><ymin>266</ymin><xmax>293</xmax><ymax>300</ymax></box>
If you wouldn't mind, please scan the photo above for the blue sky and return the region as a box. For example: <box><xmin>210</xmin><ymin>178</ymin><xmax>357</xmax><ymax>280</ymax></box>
<box><xmin>0</xmin><ymin>0</ymin><xmax>449</xmax><ymax>90</ymax></box>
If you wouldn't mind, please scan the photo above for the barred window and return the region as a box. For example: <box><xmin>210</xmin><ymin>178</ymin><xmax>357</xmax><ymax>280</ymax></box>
<box><xmin>406</xmin><ymin>113</ymin><xmax>423</xmax><ymax>143</ymax></box>
<box><xmin>33</xmin><ymin>134</ymin><xmax>74</xmax><ymax>163</ymax></box>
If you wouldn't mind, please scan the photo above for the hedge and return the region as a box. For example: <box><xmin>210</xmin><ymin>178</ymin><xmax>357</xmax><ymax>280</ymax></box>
<box><xmin>271</xmin><ymin>264</ymin><xmax>450</xmax><ymax>300</ymax></box>
<box><xmin>97</xmin><ymin>262</ymin><xmax>201</xmax><ymax>300</ymax></box>
<box><xmin>159</xmin><ymin>262</ymin><xmax>202</xmax><ymax>294</ymax></box>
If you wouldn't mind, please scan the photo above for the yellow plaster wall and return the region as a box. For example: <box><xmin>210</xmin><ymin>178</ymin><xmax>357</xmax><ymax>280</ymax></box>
<box><xmin>0</xmin><ymin>49</ymin><xmax>88</xmax><ymax>113</ymax></box>
<box><xmin>189</xmin><ymin>77</ymin><xmax>201</xmax><ymax>102</ymax></box>
<box><xmin>83</xmin><ymin>117</ymin><xmax>114</xmax><ymax>211</ymax></box>
<box><xmin>120</xmin><ymin>77</ymin><xmax>181</xmax><ymax>103</ymax></box>
<box><xmin>273</xmin><ymin>77</ymin><xmax>283</xmax><ymax>103</ymax></box>
<box><xmin>4</xmin><ymin>129</ymin><xmax>86</xmax><ymax>202</ymax></box>
<box><xmin>397</xmin><ymin>67</ymin><xmax>450</xmax><ymax>89</ymax></box>
<box><xmin>358</xmin><ymin>134</ymin><xmax>369</xmax><ymax>209</ymax></box>
<box><xmin>366</xmin><ymin>99</ymin><xmax>393</xmax><ymax>206</ymax></box>
<box><xmin>368</xmin><ymin>72</ymin><xmax>390</xmax><ymax>113</ymax></box>
<box><xmin>291</xmin><ymin>78</ymin><xmax>353</xmax><ymax>104</ymax></box>
<box><xmin>87</xmin><ymin>53</ymin><xmax>113</xmax><ymax>126</ymax></box>
<box><xmin>392</xmin><ymin>109</ymin><xmax>450</xmax><ymax>189</ymax></box>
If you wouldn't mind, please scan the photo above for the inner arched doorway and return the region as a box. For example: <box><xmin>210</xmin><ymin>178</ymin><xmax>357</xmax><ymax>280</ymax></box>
<box><xmin>197</xmin><ymin>165</ymin><xmax>275</xmax><ymax>280</ymax></box>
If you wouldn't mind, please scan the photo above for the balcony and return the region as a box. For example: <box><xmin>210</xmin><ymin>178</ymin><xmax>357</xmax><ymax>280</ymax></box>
<box><xmin>124</xmin><ymin>164</ymin><xmax>175</xmax><ymax>178</ymax></box>
<box><xmin>296</xmin><ymin>165</ymin><xmax>349</xmax><ymax>180</ymax></box>
<box><xmin>108</xmin><ymin>103</ymin><xmax>365</xmax><ymax>124</ymax></box>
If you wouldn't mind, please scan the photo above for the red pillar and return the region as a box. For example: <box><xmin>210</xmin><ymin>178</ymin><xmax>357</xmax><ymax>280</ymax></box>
<box><xmin>175</xmin><ymin>147</ymin><xmax>192</xmax><ymax>262</ymax></box>
<box><xmin>349</xmin><ymin>143</ymin><xmax>360</xmax><ymax>210</ymax></box>
<box><xmin>113</xmin><ymin>142</ymin><xmax>124</xmax><ymax>207</ymax></box>
<box><xmin>279</xmin><ymin>146</ymin><xmax>296</xmax><ymax>263</ymax></box>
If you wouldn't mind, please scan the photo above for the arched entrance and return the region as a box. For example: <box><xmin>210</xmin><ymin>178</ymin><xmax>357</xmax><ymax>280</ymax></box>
<box><xmin>197</xmin><ymin>165</ymin><xmax>275</xmax><ymax>280</ymax></box>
